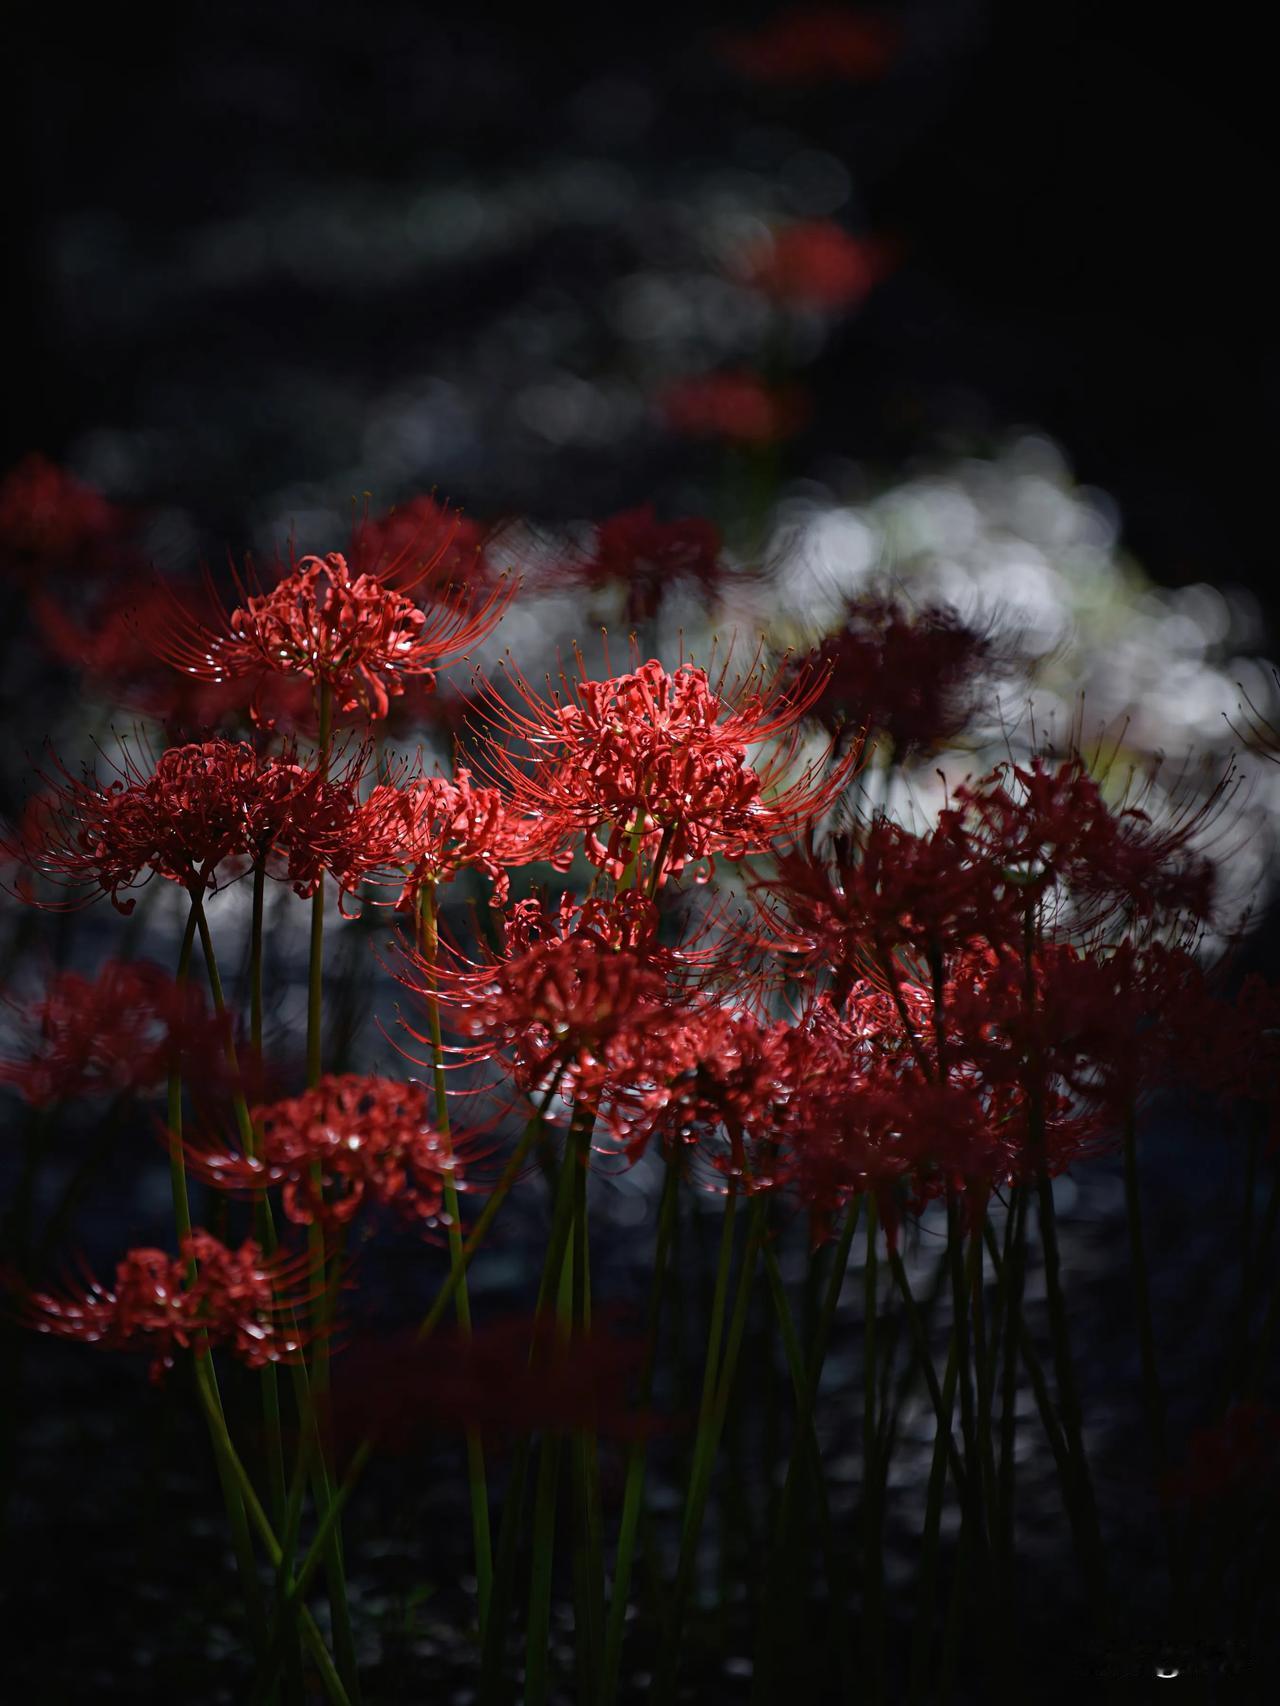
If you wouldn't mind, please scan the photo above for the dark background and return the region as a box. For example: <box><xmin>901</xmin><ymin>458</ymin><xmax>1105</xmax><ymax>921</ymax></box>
<box><xmin>9</xmin><ymin>1</ymin><xmax>1274</xmax><ymax>624</ymax></box>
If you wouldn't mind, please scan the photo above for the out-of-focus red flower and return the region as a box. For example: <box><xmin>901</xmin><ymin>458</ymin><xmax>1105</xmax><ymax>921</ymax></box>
<box><xmin>332</xmin><ymin>1317</ymin><xmax>656</xmax><ymax>1456</ymax></box>
<box><xmin>474</xmin><ymin>655</ymin><xmax>852</xmax><ymax>884</ymax></box>
<box><xmin>719</xmin><ymin>6</ymin><xmax>899</xmax><ymax>84</ymax></box>
<box><xmin>29</xmin><ymin>577</ymin><xmax>317</xmax><ymax>737</ymax></box>
<box><xmin>14</xmin><ymin>1231</ymin><xmax>313</xmax><ymax>1381</ymax></box>
<box><xmin>10</xmin><ymin>739</ymin><xmax>361</xmax><ymax>912</ymax></box>
<box><xmin>154</xmin><ymin>543</ymin><xmax>514</xmax><ymax>722</ymax></box>
<box><xmin>187</xmin><ymin>1074</ymin><xmax>472</xmax><ymax>1229</ymax></box>
<box><xmin>552</xmin><ymin>506</ymin><xmax>727</xmax><ymax>626</ymax></box>
<box><xmin>808</xmin><ymin>597</ymin><xmax>1007</xmax><ymax>756</ymax></box>
<box><xmin>658</xmin><ymin>372</ymin><xmax>809</xmax><ymax>447</ymax></box>
<box><xmin>340</xmin><ymin>767</ymin><xmax>557</xmax><ymax>912</ymax></box>
<box><xmin>753</xmin><ymin>818</ymin><xmax>1016</xmax><ymax>1004</ymax></box>
<box><xmin>0</xmin><ymin>961</ymin><xmax>237</xmax><ymax>1107</ymax></box>
<box><xmin>956</xmin><ymin>757</ymin><xmax>1219</xmax><ymax>931</ymax></box>
<box><xmin>1161</xmin><ymin>1403</ymin><xmax>1280</xmax><ymax>1510</ymax></box>
<box><xmin>0</xmin><ymin>455</ymin><xmax>135</xmax><ymax>582</ymax></box>
<box><xmin>352</xmin><ymin>494</ymin><xmax>500</xmax><ymax>588</ymax></box>
<box><xmin>741</xmin><ymin>222</ymin><xmax>887</xmax><ymax>313</ymax></box>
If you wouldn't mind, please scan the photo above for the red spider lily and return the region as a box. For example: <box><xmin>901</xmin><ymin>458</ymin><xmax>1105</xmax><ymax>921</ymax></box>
<box><xmin>152</xmin><ymin>541</ymin><xmax>515</xmax><ymax>721</ymax></box>
<box><xmin>13</xmin><ymin>1231</ymin><xmax>314</xmax><ymax>1382</ymax></box>
<box><xmin>1161</xmin><ymin>970</ymin><xmax>1280</xmax><ymax>1143</ymax></box>
<box><xmin>740</xmin><ymin>222</ymin><xmax>887</xmax><ymax>314</ymax></box>
<box><xmin>338</xmin><ymin>767</ymin><xmax>559</xmax><ymax>912</ymax></box>
<box><xmin>657</xmin><ymin>372</ymin><xmax>809</xmax><ymax>447</ymax></box>
<box><xmin>1161</xmin><ymin>1403</ymin><xmax>1280</xmax><ymax>1510</ymax></box>
<box><xmin>473</xmin><ymin>654</ymin><xmax>853</xmax><ymax>884</ymax></box>
<box><xmin>9</xmin><ymin>738</ymin><xmax>362</xmax><ymax>912</ymax></box>
<box><xmin>718</xmin><ymin>5</ymin><xmax>899</xmax><ymax>84</ymax></box>
<box><xmin>806</xmin><ymin>597</ymin><xmax>1009</xmax><ymax>757</ymax></box>
<box><xmin>613</xmin><ymin>1004</ymin><xmax>799</xmax><ymax>1185</ymax></box>
<box><xmin>185</xmin><ymin>1073</ymin><xmax>476</xmax><ymax>1229</ymax></box>
<box><xmin>414</xmin><ymin>923</ymin><xmax>675</xmax><ymax>1121</ymax></box>
<box><xmin>0</xmin><ymin>454</ymin><xmax>135</xmax><ymax>582</ymax></box>
<box><xmin>551</xmin><ymin>506</ymin><xmax>727</xmax><ymax>625</ymax></box>
<box><xmin>751</xmin><ymin>818</ymin><xmax>1018</xmax><ymax>1004</ymax></box>
<box><xmin>351</xmin><ymin>494</ymin><xmax>501</xmax><ymax>588</ymax></box>
<box><xmin>331</xmin><ymin>1316</ymin><xmax>657</xmax><ymax>1457</ymax></box>
<box><xmin>0</xmin><ymin>960</ymin><xmax>239</xmax><ymax>1107</ymax></box>
<box><xmin>955</xmin><ymin>756</ymin><xmax>1219</xmax><ymax>932</ymax></box>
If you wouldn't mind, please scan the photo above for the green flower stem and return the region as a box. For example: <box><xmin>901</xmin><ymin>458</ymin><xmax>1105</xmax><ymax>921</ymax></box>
<box><xmin>887</xmin><ymin>1248</ymin><xmax>968</xmax><ymax>1497</ymax></box>
<box><xmin>750</xmin><ymin>1213</ymin><xmax>852</xmax><ymax>1706</ymax></box>
<box><xmin>995</xmin><ymin>1187</ymin><xmax>1028</xmax><ymax>1584</ymax></box>
<box><xmin>419</xmin><ymin>883</ymin><xmax>493</xmax><ymax>1634</ymax></box>
<box><xmin>651</xmin><ymin>1192</ymin><xmax>767</xmax><ymax>1703</ymax></box>
<box><xmin>1122</xmin><ymin>1105</ymin><xmax>1184</xmax><ymax>1611</ymax></box>
<box><xmin>980</xmin><ymin>1219</ymin><xmax>1071</xmax><ymax>1487</ymax></box>
<box><xmin>600</xmin><ymin>1151</ymin><xmax>681</xmax><ymax>1706</ymax></box>
<box><xmin>193</xmin><ymin>1346</ymin><xmax>358</xmax><ymax>1706</ymax></box>
<box><xmin>1035</xmin><ymin>1163</ymin><xmax>1108</xmax><ymax>1619</ymax></box>
<box><xmin>193</xmin><ymin>886</ymin><xmax>310</xmax><ymax>1692</ymax></box>
<box><xmin>169</xmin><ymin>898</ymin><xmax>203</xmax><ymax>1262</ymax></box>
<box><xmin>525</xmin><ymin>1156</ymin><xmax>580</xmax><ymax>1706</ymax></box>
<box><xmin>569</xmin><ymin>1109</ymin><xmax>605</xmax><ymax>1701</ymax></box>
<box><xmin>863</xmin><ymin>1193</ymin><xmax>886</xmax><ymax>1704</ymax></box>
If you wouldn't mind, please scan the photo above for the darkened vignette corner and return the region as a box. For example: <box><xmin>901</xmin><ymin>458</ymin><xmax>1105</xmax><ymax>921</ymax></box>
<box><xmin>3</xmin><ymin>3</ymin><xmax>1278</xmax><ymax>1702</ymax></box>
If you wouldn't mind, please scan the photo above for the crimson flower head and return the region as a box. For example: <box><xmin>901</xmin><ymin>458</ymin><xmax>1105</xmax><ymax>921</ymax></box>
<box><xmin>155</xmin><ymin>541</ymin><xmax>514</xmax><ymax>721</ymax></box>
<box><xmin>658</xmin><ymin>372</ymin><xmax>809</xmax><ymax>447</ymax></box>
<box><xmin>553</xmin><ymin>506</ymin><xmax>726</xmax><ymax>625</ymax></box>
<box><xmin>414</xmin><ymin>894</ymin><xmax>678</xmax><ymax>1119</ymax></box>
<box><xmin>187</xmin><ymin>1073</ymin><xmax>470</xmax><ymax>1229</ymax></box>
<box><xmin>476</xmin><ymin>653</ymin><xmax>853</xmax><ymax>884</ymax></box>
<box><xmin>15</xmin><ymin>1231</ymin><xmax>313</xmax><ymax>1381</ymax></box>
<box><xmin>0</xmin><ymin>454</ymin><xmax>134</xmax><ymax>582</ymax></box>
<box><xmin>0</xmin><ymin>961</ymin><xmax>235</xmax><ymax>1107</ymax></box>
<box><xmin>340</xmin><ymin>766</ymin><xmax>557</xmax><ymax>912</ymax></box>
<box><xmin>741</xmin><ymin>222</ymin><xmax>886</xmax><ymax>314</ymax></box>
<box><xmin>11</xmin><ymin>738</ymin><xmax>358</xmax><ymax>912</ymax></box>
<box><xmin>808</xmin><ymin>597</ymin><xmax>1006</xmax><ymax>757</ymax></box>
<box><xmin>719</xmin><ymin>6</ymin><xmax>899</xmax><ymax>84</ymax></box>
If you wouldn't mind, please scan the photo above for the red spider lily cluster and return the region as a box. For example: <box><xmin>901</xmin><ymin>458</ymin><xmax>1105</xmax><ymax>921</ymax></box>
<box><xmin>19</xmin><ymin>1232</ymin><xmax>313</xmax><ymax>1382</ymax></box>
<box><xmin>3</xmin><ymin>457</ymin><xmax>1274</xmax><ymax>1704</ymax></box>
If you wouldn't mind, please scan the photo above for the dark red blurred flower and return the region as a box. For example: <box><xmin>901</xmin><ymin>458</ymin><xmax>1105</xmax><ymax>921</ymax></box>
<box><xmin>658</xmin><ymin>372</ymin><xmax>809</xmax><ymax>447</ymax></box>
<box><xmin>10</xmin><ymin>739</ymin><xmax>359</xmax><ymax>912</ymax></box>
<box><xmin>332</xmin><ymin>1316</ymin><xmax>655</xmax><ymax>1456</ymax></box>
<box><xmin>475</xmin><ymin>654</ymin><xmax>852</xmax><ymax>884</ymax></box>
<box><xmin>187</xmin><ymin>1073</ymin><xmax>472</xmax><ymax>1228</ymax></box>
<box><xmin>154</xmin><ymin>543</ymin><xmax>514</xmax><ymax>721</ymax></box>
<box><xmin>15</xmin><ymin>1231</ymin><xmax>313</xmax><ymax>1381</ymax></box>
<box><xmin>1162</xmin><ymin>1403</ymin><xmax>1280</xmax><ymax>1510</ymax></box>
<box><xmin>553</xmin><ymin>506</ymin><xmax>727</xmax><ymax>625</ymax></box>
<box><xmin>742</xmin><ymin>221</ymin><xmax>887</xmax><ymax>313</ymax></box>
<box><xmin>0</xmin><ymin>961</ymin><xmax>236</xmax><ymax>1107</ymax></box>
<box><xmin>352</xmin><ymin>494</ymin><xmax>500</xmax><ymax>588</ymax></box>
<box><xmin>30</xmin><ymin>577</ymin><xmax>317</xmax><ymax>737</ymax></box>
<box><xmin>955</xmin><ymin>756</ymin><xmax>1218</xmax><ymax>930</ymax></box>
<box><xmin>719</xmin><ymin>6</ymin><xmax>899</xmax><ymax>84</ymax></box>
<box><xmin>0</xmin><ymin>454</ymin><xmax>135</xmax><ymax>582</ymax></box>
<box><xmin>808</xmin><ymin>597</ymin><xmax>1007</xmax><ymax>757</ymax></box>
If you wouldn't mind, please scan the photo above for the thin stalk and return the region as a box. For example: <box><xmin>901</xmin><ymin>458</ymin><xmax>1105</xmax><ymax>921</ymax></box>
<box><xmin>651</xmin><ymin>1193</ymin><xmax>767</xmax><ymax>1702</ymax></box>
<box><xmin>569</xmin><ymin>1110</ymin><xmax>605</xmax><ymax>1698</ymax></box>
<box><xmin>995</xmin><ymin>1187</ymin><xmax>1029</xmax><ymax>1588</ymax></box>
<box><xmin>419</xmin><ymin>882</ymin><xmax>493</xmax><ymax>1632</ymax></box>
<box><xmin>1035</xmin><ymin>1163</ymin><xmax>1108</xmax><ymax>1617</ymax></box>
<box><xmin>863</xmin><ymin>1193</ymin><xmax>885</xmax><ymax>1705</ymax></box>
<box><xmin>1122</xmin><ymin>1104</ymin><xmax>1183</xmax><ymax>1610</ymax></box>
<box><xmin>600</xmin><ymin>1151</ymin><xmax>681</xmax><ymax>1706</ymax></box>
<box><xmin>981</xmin><ymin>1220</ymin><xmax>1072</xmax><ymax>1487</ymax></box>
